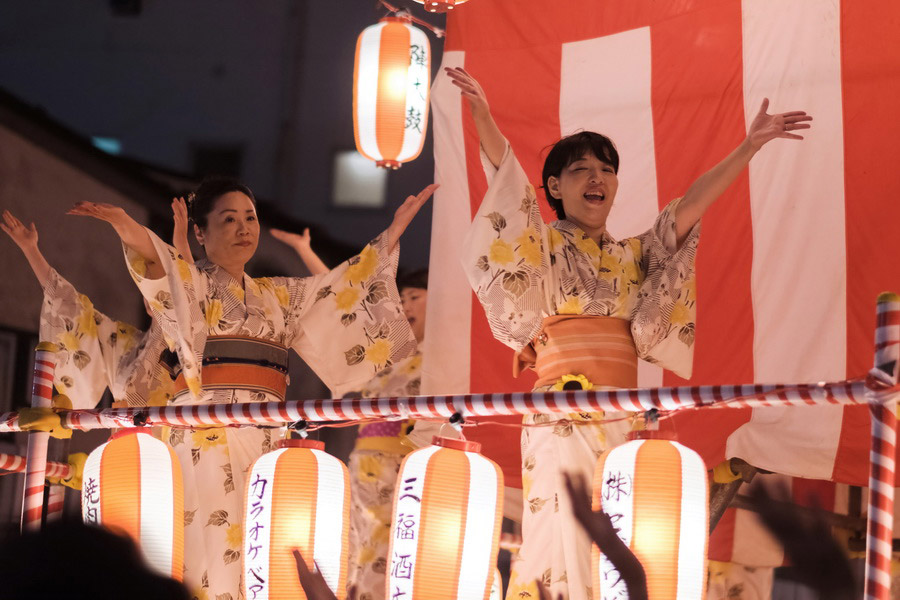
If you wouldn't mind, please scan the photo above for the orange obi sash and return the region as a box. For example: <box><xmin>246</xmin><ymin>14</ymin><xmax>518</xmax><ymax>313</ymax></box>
<box><xmin>173</xmin><ymin>336</ymin><xmax>288</xmax><ymax>401</ymax></box>
<box><xmin>514</xmin><ymin>315</ymin><xmax>638</xmax><ymax>389</ymax></box>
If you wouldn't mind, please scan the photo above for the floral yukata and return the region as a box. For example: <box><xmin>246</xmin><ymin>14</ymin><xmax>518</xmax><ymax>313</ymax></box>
<box><xmin>463</xmin><ymin>145</ymin><xmax>700</xmax><ymax>600</ymax></box>
<box><xmin>39</xmin><ymin>268</ymin><xmax>173</xmax><ymax>409</ymax></box>
<box><xmin>125</xmin><ymin>230</ymin><xmax>416</xmax><ymax>600</ymax></box>
<box><xmin>347</xmin><ymin>350</ymin><xmax>421</xmax><ymax>600</ymax></box>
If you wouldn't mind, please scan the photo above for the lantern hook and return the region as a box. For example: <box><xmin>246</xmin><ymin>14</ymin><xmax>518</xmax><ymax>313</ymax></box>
<box><xmin>133</xmin><ymin>411</ymin><xmax>149</xmax><ymax>428</ymax></box>
<box><xmin>290</xmin><ymin>419</ymin><xmax>310</xmax><ymax>438</ymax></box>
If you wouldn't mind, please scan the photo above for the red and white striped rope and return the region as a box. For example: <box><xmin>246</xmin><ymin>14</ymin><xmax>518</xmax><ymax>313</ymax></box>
<box><xmin>21</xmin><ymin>343</ymin><xmax>57</xmax><ymax>532</ymax></box>
<box><xmin>864</xmin><ymin>294</ymin><xmax>900</xmax><ymax>600</ymax></box>
<box><xmin>0</xmin><ymin>453</ymin><xmax>71</xmax><ymax>479</ymax></box>
<box><xmin>45</xmin><ymin>484</ymin><xmax>66</xmax><ymax>523</ymax></box>
<box><xmin>0</xmin><ymin>380</ymin><xmax>875</xmax><ymax>432</ymax></box>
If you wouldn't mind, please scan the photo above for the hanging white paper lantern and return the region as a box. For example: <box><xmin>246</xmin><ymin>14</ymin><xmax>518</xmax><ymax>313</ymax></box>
<box><xmin>242</xmin><ymin>438</ymin><xmax>350</xmax><ymax>600</ymax></box>
<box><xmin>387</xmin><ymin>436</ymin><xmax>503</xmax><ymax>600</ymax></box>
<box><xmin>593</xmin><ymin>438</ymin><xmax>709</xmax><ymax>600</ymax></box>
<box><xmin>82</xmin><ymin>429</ymin><xmax>184</xmax><ymax>580</ymax></box>
<box><xmin>353</xmin><ymin>17</ymin><xmax>430</xmax><ymax>169</ymax></box>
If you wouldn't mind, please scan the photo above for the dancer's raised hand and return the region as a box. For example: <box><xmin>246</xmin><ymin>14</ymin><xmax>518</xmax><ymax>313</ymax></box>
<box><xmin>67</xmin><ymin>201</ymin><xmax>163</xmax><ymax>278</ymax></box>
<box><xmin>747</xmin><ymin>98</ymin><xmax>813</xmax><ymax>151</ymax></box>
<box><xmin>386</xmin><ymin>183</ymin><xmax>439</xmax><ymax>253</ymax></box>
<box><xmin>1</xmin><ymin>210</ymin><xmax>39</xmax><ymax>251</ymax></box>
<box><xmin>271</xmin><ymin>227</ymin><xmax>313</xmax><ymax>252</ymax></box>
<box><xmin>444</xmin><ymin>67</ymin><xmax>491</xmax><ymax>121</ymax></box>
<box><xmin>67</xmin><ymin>200</ymin><xmax>129</xmax><ymax>227</ymax></box>
<box><xmin>171</xmin><ymin>197</ymin><xmax>194</xmax><ymax>263</ymax></box>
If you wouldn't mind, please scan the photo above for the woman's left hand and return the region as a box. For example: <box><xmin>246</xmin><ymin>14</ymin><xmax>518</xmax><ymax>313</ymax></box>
<box><xmin>67</xmin><ymin>201</ymin><xmax>130</xmax><ymax>228</ymax></box>
<box><xmin>386</xmin><ymin>183</ymin><xmax>439</xmax><ymax>253</ymax></box>
<box><xmin>747</xmin><ymin>98</ymin><xmax>813</xmax><ymax>151</ymax></box>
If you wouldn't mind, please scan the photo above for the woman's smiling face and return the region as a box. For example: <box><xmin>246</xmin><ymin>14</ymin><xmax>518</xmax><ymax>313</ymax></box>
<box><xmin>194</xmin><ymin>191</ymin><xmax>260</xmax><ymax>269</ymax></box>
<box><xmin>547</xmin><ymin>152</ymin><xmax>619</xmax><ymax>234</ymax></box>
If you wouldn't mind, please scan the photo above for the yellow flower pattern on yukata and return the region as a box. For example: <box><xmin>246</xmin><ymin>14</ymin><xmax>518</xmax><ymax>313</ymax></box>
<box><xmin>192</xmin><ymin>429</ymin><xmax>226</xmax><ymax>452</ymax></box>
<box><xmin>346</xmin><ymin>245</ymin><xmax>378</xmax><ymax>285</ymax></box>
<box><xmin>489</xmin><ymin>238</ymin><xmax>515</xmax><ymax>265</ymax></box>
<box><xmin>335</xmin><ymin>287</ymin><xmax>361</xmax><ymax>312</ymax></box>
<box><xmin>365</xmin><ymin>339</ymin><xmax>392</xmax><ymax>366</ymax></box>
<box><xmin>550</xmin><ymin>374</ymin><xmax>594</xmax><ymax>391</ymax></box>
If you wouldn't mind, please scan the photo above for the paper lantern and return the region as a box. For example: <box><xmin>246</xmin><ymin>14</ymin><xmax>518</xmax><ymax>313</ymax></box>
<box><xmin>81</xmin><ymin>429</ymin><xmax>184</xmax><ymax>580</ymax></box>
<box><xmin>353</xmin><ymin>17</ymin><xmax>430</xmax><ymax>169</ymax></box>
<box><xmin>593</xmin><ymin>438</ymin><xmax>708</xmax><ymax>600</ymax></box>
<box><xmin>242</xmin><ymin>439</ymin><xmax>350</xmax><ymax>600</ymax></box>
<box><xmin>387</xmin><ymin>436</ymin><xmax>503</xmax><ymax>600</ymax></box>
<box><xmin>414</xmin><ymin>0</ymin><xmax>470</xmax><ymax>12</ymax></box>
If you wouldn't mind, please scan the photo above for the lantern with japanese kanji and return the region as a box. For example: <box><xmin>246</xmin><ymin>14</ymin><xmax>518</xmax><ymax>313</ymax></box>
<box><xmin>414</xmin><ymin>0</ymin><xmax>470</xmax><ymax>12</ymax></box>
<box><xmin>242</xmin><ymin>439</ymin><xmax>350</xmax><ymax>600</ymax></box>
<box><xmin>387</xmin><ymin>436</ymin><xmax>503</xmax><ymax>600</ymax></box>
<box><xmin>593</xmin><ymin>438</ymin><xmax>709</xmax><ymax>600</ymax></box>
<box><xmin>353</xmin><ymin>17</ymin><xmax>430</xmax><ymax>169</ymax></box>
<box><xmin>81</xmin><ymin>429</ymin><xmax>184</xmax><ymax>580</ymax></box>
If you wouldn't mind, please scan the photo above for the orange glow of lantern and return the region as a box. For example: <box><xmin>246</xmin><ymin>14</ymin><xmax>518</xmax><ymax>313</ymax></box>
<box><xmin>414</xmin><ymin>0</ymin><xmax>470</xmax><ymax>12</ymax></box>
<box><xmin>592</xmin><ymin>438</ymin><xmax>708</xmax><ymax>600</ymax></box>
<box><xmin>81</xmin><ymin>429</ymin><xmax>184</xmax><ymax>580</ymax></box>
<box><xmin>242</xmin><ymin>439</ymin><xmax>350</xmax><ymax>600</ymax></box>
<box><xmin>353</xmin><ymin>17</ymin><xmax>430</xmax><ymax>169</ymax></box>
<box><xmin>387</xmin><ymin>436</ymin><xmax>503</xmax><ymax>600</ymax></box>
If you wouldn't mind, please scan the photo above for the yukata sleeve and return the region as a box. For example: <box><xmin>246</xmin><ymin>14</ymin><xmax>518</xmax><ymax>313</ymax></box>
<box><xmin>460</xmin><ymin>143</ymin><xmax>550</xmax><ymax>352</ymax></box>
<box><xmin>39</xmin><ymin>268</ymin><xmax>142</xmax><ymax>408</ymax></box>
<box><xmin>286</xmin><ymin>232</ymin><xmax>418</xmax><ymax>397</ymax></box>
<box><xmin>630</xmin><ymin>197</ymin><xmax>701</xmax><ymax>379</ymax></box>
<box><xmin>122</xmin><ymin>229</ymin><xmax>208</xmax><ymax>400</ymax></box>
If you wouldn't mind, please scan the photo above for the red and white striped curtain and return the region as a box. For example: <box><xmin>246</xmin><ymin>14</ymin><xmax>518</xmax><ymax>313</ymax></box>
<box><xmin>422</xmin><ymin>0</ymin><xmax>900</xmax><ymax>488</ymax></box>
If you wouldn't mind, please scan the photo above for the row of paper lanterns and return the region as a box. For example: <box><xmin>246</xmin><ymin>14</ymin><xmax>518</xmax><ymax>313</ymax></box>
<box><xmin>81</xmin><ymin>427</ymin><xmax>708</xmax><ymax>599</ymax></box>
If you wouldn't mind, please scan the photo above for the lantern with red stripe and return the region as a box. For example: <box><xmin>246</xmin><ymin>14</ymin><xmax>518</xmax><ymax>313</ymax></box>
<box><xmin>387</xmin><ymin>436</ymin><xmax>503</xmax><ymax>600</ymax></box>
<box><xmin>81</xmin><ymin>429</ymin><xmax>184</xmax><ymax>580</ymax></box>
<box><xmin>413</xmin><ymin>0</ymin><xmax>470</xmax><ymax>12</ymax></box>
<box><xmin>353</xmin><ymin>17</ymin><xmax>430</xmax><ymax>169</ymax></box>
<box><xmin>593</xmin><ymin>438</ymin><xmax>708</xmax><ymax>600</ymax></box>
<box><xmin>242</xmin><ymin>438</ymin><xmax>350</xmax><ymax>600</ymax></box>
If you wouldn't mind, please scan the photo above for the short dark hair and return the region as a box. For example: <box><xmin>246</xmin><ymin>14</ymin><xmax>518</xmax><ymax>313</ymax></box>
<box><xmin>188</xmin><ymin>176</ymin><xmax>256</xmax><ymax>229</ymax></box>
<box><xmin>398</xmin><ymin>269</ymin><xmax>428</xmax><ymax>292</ymax></box>
<box><xmin>540</xmin><ymin>132</ymin><xmax>619</xmax><ymax>220</ymax></box>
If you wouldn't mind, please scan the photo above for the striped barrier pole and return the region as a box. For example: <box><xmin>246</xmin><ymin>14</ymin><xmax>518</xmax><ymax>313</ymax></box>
<box><xmin>0</xmin><ymin>453</ymin><xmax>72</xmax><ymax>479</ymax></box>
<box><xmin>0</xmin><ymin>380</ymin><xmax>874</xmax><ymax>433</ymax></box>
<box><xmin>864</xmin><ymin>293</ymin><xmax>900</xmax><ymax>600</ymax></box>
<box><xmin>45</xmin><ymin>484</ymin><xmax>66</xmax><ymax>522</ymax></box>
<box><xmin>20</xmin><ymin>342</ymin><xmax>58</xmax><ymax>532</ymax></box>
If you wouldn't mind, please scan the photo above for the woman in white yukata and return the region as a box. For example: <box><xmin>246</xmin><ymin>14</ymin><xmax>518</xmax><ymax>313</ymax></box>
<box><xmin>69</xmin><ymin>177</ymin><xmax>436</xmax><ymax>600</ymax></box>
<box><xmin>446</xmin><ymin>67</ymin><xmax>812</xmax><ymax>600</ymax></box>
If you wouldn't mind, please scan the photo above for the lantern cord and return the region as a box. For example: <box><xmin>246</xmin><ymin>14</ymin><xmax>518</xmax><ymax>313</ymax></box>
<box><xmin>377</xmin><ymin>0</ymin><xmax>446</xmax><ymax>38</ymax></box>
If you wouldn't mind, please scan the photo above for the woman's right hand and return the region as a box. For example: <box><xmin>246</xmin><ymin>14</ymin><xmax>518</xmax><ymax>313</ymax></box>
<box><xmin>1</xmin><ymin>210</ymin><xmax>39</xmax><ymax>251</ymax></box>
<box><xmin>67</xmin><ymin>201</ymin><xmax>130</xmax><ymax>229</ymax></box>
<box><xmin>444</xmin><ymin>67</ymin><xmax>491</xmax><ymax>121</ymax></box>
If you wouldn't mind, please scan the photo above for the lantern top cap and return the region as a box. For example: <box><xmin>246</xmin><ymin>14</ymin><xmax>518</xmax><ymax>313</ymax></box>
<box><xmin>109</xmin><ymin>428</ymin><xmax>153</xmax><ymax>440</ymax></box>
<box><xmin>379</xmin><ymin>15</ymin><xmax>413</xmax><ymax>25</ymax></box>
<box><xmin>627</xmin><ymin>430</ymin><xmax>675</xmax><ymax>442</ymax></box>
<box><xmin>432</xmin><ymin>436</ymin><xmax>481</xmax><ymax>453</ymax></box>
<box><xmin>278</xmin><ymin>438</ymin><xmax>325</xmax><ymax>451</ymax></box>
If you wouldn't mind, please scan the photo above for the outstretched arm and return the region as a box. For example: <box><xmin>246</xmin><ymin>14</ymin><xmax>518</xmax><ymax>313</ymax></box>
<box><xmin>171</xmin><ymin>197</ymin><xmax>194</xmax><ymax>264</ymax></box>
<box><xmin>1</xmin><ymin>210</ymin><xmax>52</xmax><ymax>287</ymax></box>
<box><xmin>67</xmin><ymin>201</ymin><xmax>164</xmax><ymax>279</ymax></box>
<box><xmin>445</xmin><ymin>67</ymin><xmax>507</xmax><ymax>169</ymax></box>
<box><xmin>385</xmin><ymin>184</ymin><xmax>439</xmax><ymax>254</ymax></box>
<box><xmin>270</xmin><ymin>227</ymin><xmax>329</xmax><ymax>275</ymax></box>
<box><xmin>675</xmin><ymin>98</ymin><xmax>813</xmax><ymax>244</ymax></box>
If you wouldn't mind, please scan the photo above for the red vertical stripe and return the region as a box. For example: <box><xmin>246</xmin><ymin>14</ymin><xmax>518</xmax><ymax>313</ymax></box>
<box><xmin>837</xmin><ymin>0</ymin><xmax>900</xmax><ymax>481</ymax></box>
<box><xmin>650</xmin><ymin>1</ymin><xmax>754</xmax><ymax>388</ymax></box>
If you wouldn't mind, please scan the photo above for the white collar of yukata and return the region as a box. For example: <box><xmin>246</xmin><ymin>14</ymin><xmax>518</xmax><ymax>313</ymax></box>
<box><xmin>552</xmin><ymin>219</ymin><xmax>618</xmax><ymax>245</ymax></box>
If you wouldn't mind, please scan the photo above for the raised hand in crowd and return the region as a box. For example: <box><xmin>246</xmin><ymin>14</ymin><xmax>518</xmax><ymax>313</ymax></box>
<box><xmin>271</xmin><ymin>227</ymin><xmax>329</xmax><ymax>275</ymax></box>
<box><xmin>171</xmin><ymin>196</ymin><xmax>194</xmax><ymax>264</ymax></box>
<box><xmin>385</xmin><ymin>183</ymin><xmax>439</xmax><ymax>254</ymax></box>
<box><xmin>564</xmin><ymin>473</ymin><xmax>648</xmax><ymax>600</ymax></box>
<box><xmin>746</xmin><ymin>482</ymin><xmax>856</xmax><ymax>600</ymax></box>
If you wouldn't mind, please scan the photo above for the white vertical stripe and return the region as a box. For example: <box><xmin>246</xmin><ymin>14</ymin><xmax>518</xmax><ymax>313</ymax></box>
<box><xmin>81</xmin><ymin>441</ymin><xmax>107</xmax><ymax>525</ymax></box>
<box><xmin>422</xmin><ymin>51</ymin><xmax>472</xmax><ymax>394</ymax></box>
<box><xmin>743</xmin><ymin>0</ymin><xmax>846</xmax><ymax>382</ymax></box>
<box><xmin>312</xmin><ymin>450</ymin><xmax>347</xmax><ymax>593</ymax></box>
<box><xmin>674</xmin><ymin>442</ymin><xmax>708</xmax><ymax>600</ymax></box>
<box><xmin>245</xmin><ymin>449</ymin><xmax>282</xmax><ymax>600</ymax></box>
<box><xmin>356</xmin><ymin>23</ymin><xmax>385</xmax><ymax>160</ymax></box>
<box><xmin>456</xmin><ymin>453</ymin><xmax>499</xmax><ymax>599</ymax></box>
<box><xmin>138</xmin><ymin>434</ymin><xmax>176</xmax><ymax>577</ymax></box>
<box><xmin>398</xmin><ymin>25</ymin><xmax>430</xmax><ymax>162</ymax></box>
<box><xmin>598</xmin><ymin>440</ymin><xmax>642</xmax><ymax>600</ymax></box>
<box><xmin>728</xmin><ymin>0</ymin><xmax>847</xmax><ymax>477</ymax></box>
<box><xmin>560</xmin><ymin>28</ymin><xmax>664</xmax><ymax>387</ymax></box>
<box><xmin>389</xmin><ymin>445</ymin><xmax>441</xmax><ymax>598</ymax></box>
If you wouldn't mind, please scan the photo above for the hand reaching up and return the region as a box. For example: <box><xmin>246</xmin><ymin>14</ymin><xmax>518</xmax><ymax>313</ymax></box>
<box><xmin>1</xmin><ymin>210</ymin><xmax>39</xmax><ymax>251</ymax></box>
<box><xmin>747</xmin><ymin>98</ymin><xmax>813</xmax><ymax>151</ymax></box>
<box><xmin>386</xmin><ymin>183</ymin><xmax>439</xmax><ymax>253</ymax></box>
